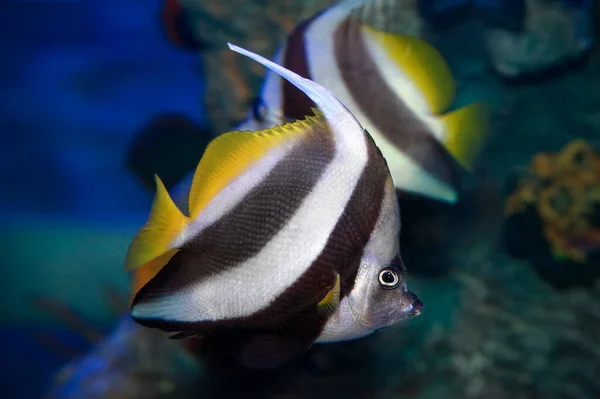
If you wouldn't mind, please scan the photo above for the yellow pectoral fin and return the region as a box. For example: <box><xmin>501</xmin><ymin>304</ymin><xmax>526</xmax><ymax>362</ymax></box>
<box><xmin>317</xmin><ymin>272</ymin><xmax>341</xmax><ymax>316</ymax></box>
<box><xmin>362</xmin><ymin>25</ymin><xmax>456</xmax><ymax>114</ymax></box>
<box><xmin>438</xmin><ymin>100</ymin><xmax>490</xmax><ymax>170</ymax></box>
<box><xmin>187</xmin><ymin>113</ymin><xmax>327</xmax><ymax>219</ymax></box>
<box><xmin>124</xmin><ymin>175</ymin><xmax>189</xmax><ymax>271</ymax></box>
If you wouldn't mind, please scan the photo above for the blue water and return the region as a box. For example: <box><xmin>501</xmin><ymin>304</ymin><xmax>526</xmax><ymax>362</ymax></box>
<box><xmin>1</xmin><ymin>1</ymin><xmax>204</xmax><ymax>397</ymax></box>
<box><xmin>0</xmin><ymin>0</ymin><xmax>205</xmax><ymax>223</ymax></box>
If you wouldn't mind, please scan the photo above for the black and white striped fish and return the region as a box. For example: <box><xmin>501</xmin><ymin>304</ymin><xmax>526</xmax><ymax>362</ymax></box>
<box><xmin>227</xmin><ymin>0</ymin><xmax>489</xmax><ymax>204</ymax></box>
<box><xmin>125</xmin><ymin>43</ymin><xmax>422</xmax><ymax>369</ymax></box>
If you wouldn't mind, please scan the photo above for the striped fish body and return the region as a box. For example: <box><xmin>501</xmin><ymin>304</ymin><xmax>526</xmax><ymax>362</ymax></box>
<box><xmin>240</xmin><ymin>0</ymin><xmax>489</xmax><ymax>204</ymax></box>
<box><xmin>126</xmin><ymin>44</ymin><xmax>422</xmax><ymax>369</ymax></box>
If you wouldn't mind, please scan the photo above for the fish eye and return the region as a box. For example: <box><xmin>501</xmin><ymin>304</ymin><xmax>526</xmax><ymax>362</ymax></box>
<box><xmin>378</xmin><ymin>269</ymin><xmax>399</xmax><ymax>289</ymax></box>
<box><xmin>252</xmin><ymin>97</ymin><xmax>267</xmax><ymax>122</ymax></box>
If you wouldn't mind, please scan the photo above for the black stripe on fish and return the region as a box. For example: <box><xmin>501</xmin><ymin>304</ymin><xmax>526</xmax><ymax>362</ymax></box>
<box><xmin>333</xmin><ymin>17</ymin><xmax>463</xmax><ymax>191</ymax></box>
<box><xmin>132</xmin><ymin>121</ymin><xmax>336</xmax><ymax>324</ymax></box>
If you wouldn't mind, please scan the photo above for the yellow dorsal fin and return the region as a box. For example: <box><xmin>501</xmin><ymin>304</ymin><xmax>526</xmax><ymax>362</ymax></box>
<box><xmin>187</xmin><ymin>113</ymin><xmax>327</xmax><ymax>219</ymax></box>
<box><xmin>438</xmin><ymin>100</ymin><xmax>490</xmax><ymax>170</ymax></box>
<box><xmin>361</xmin><ymin>25</ymin><xmax>456</xmax><ymax>114</ymax></box>
<box><xmin>310</xmin><ymin>107</ymin><xmax>324</xmax><ymax>118</ymax></box>
<box><xmin>317</xmin><ymin>272</ymin><xmax>341</xmax><ymax>316</ymax></box>
<box><xmin>124</xmin><ymin>175</ymin><xmax>189</xmax><ymax>270</ymax></box>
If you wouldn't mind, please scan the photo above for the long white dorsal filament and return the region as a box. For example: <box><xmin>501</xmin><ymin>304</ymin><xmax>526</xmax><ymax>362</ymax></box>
<box><xmin>227</xmin><ymin>42</ymin><xmax>366</xmax><ymax>153</ymax></box>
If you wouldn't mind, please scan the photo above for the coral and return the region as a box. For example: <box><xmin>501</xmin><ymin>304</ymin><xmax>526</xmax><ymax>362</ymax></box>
<box><xmin>505</xmin><ymin>139</ymin><xmax>600</xmax><ymax>263</ymax></box>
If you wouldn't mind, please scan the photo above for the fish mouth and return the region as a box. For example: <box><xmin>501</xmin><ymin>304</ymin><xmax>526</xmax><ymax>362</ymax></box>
<box><xmin>406</xmin><ymin>298</ymin><xmax>423</xmax><ymax>317</ymax></box>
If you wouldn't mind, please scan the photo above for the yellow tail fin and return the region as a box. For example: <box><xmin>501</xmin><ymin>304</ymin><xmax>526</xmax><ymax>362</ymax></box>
<box><xmin>124</xmin><ymin>175</ymin><xmax>189</xmax><ymax>271</ymax></box>
<box><xmin>438</xmin><ymin>101</ymin><xmax>490</xmax><ymax>170</ymax></box>
<box><xmin>362</xmin><ymin>26</ymin><xmax>456</xmax><ymax>114</ymax></box>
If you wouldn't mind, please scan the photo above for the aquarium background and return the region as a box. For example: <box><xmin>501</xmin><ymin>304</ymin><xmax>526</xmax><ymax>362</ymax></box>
<box><xmin>2</xmin><ymin>0</ymin><xmax>600</xmax><ymax>398</ymax></box>
<box><xmin>1</xmin><ymin>0</ymin><xmax>204</xmax><ymax>397</ymax></box>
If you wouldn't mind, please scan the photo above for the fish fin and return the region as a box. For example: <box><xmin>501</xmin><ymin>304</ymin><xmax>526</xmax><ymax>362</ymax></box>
<box><xmin>124</xmin><ymin>175</ymin><xmax>189</xmax><ymax>271</ymax></box>
<box><xmin>168</xmin><ymin>331</ymin><xmax>199</xmax><ymax>339</ymax></box>
<box><xmin>228</xmin><ymin>43</ymin><xmax>364</xmax><ymax>144</ymax></box>
<box><xmin>239</xmin><ymin>334</ymin><xmax>312</xmax><ymax>369</ymax></box>
<box><xmin>437</xmin><ymin>101</ymin><xmax>490</xmax><ymax>170</ymax></box>
<box><xmin>361</xmin><ymin>26</ymin><xmax>456</xmax><ymax>114</ymax></box>
<box><xmin>131</xmin><ymin>248</ymin><xmax>179</xmax><ymax>295</ymax></box>
<box><xmin>317</xmin><ymin>272</ymin><xmax>341</xmax><ymax>316</ymax></box>
<box><xmin>187</xmin><ymin>114</ymin><xmax>325</xmax><ymax>219</ymax></box>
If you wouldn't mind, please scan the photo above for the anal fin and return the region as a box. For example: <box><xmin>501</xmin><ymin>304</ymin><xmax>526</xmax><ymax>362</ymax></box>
<box><xmin>438</xmin><ymin>100</ymin><xmax>490</xmax><ymax>170</ymax></box>
<box><xmin>168</xmin><ymin>331</ymin><xmax>200</xmax><ymax>340</ymax></box>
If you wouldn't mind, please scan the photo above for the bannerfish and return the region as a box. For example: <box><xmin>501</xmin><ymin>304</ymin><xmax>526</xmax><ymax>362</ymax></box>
<box><xmin>125</xmin><ymin>43</ymin><xmax>422</xmax><ymax>369</ymax></box>
<box><xmin>224</xmin><ymin>0</ymin><xmax>490</xmax><ymax>204</ymax></box>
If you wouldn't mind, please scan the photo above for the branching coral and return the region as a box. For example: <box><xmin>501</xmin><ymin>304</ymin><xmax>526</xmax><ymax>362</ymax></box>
<box><xmin>505</xmin><ymin>139</ymin><xmax>600</xmax><ymax>263</ymax></box>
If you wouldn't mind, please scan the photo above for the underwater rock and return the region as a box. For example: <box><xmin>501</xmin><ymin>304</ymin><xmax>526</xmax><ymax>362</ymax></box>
<box><xmin>484</xmin><ymin>0</ymin><xmax>595</xmax><ymax>78</ymax></box>
<box><xmin>503</xmin><ymin>140</ymin><xmax>600</xmax><ymax>289</ymax></box>
<box><xmin>44</xmin><ymin>317</ymin><xmax>200</xmax><ymax>399</ymax></box>
<box><xmin>444</xmin><ymin>265</ymin><xmax>600</xmax><ymax>399</ymax></box>
<box><xmin>355</xmin><ymin>0</ymin><xmax>424</xmax><ymax>36</ymax></box>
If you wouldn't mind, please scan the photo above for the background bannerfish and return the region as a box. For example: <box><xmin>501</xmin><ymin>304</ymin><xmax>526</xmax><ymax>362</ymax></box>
<box><xmin>170</xmin><ymin>0</ymin><xmax>489</xmax><ymax>206</ymax></box>
<box><xmin>126</xmin><ymin>42</ymin><xmax>422</xmax><ymax>369</ymax></box>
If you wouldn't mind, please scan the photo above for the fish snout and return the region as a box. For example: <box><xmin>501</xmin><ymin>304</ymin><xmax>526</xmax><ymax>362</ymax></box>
<box><xmin>404</xmin><ymin>291</ymin><xmax>423</xmax><ymax>317</ymax></box>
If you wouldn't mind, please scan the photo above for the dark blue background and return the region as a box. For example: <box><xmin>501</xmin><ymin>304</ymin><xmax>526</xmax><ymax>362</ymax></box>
<box><xmin>1</xmin><ymin>1</ymin><xmax>203</xmax><ymax>397</ymax></box>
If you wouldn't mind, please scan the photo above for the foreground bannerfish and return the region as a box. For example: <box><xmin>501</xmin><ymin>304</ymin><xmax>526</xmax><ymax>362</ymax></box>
<box><xmin>230</xmin><ymin>0</ymin><xmax>489</xmax><ymax>203</ymax></box>
<box><xmin>125</xmin><ymin>43</ymin><xmax>422</xmax><ymax>369</ymax></box>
